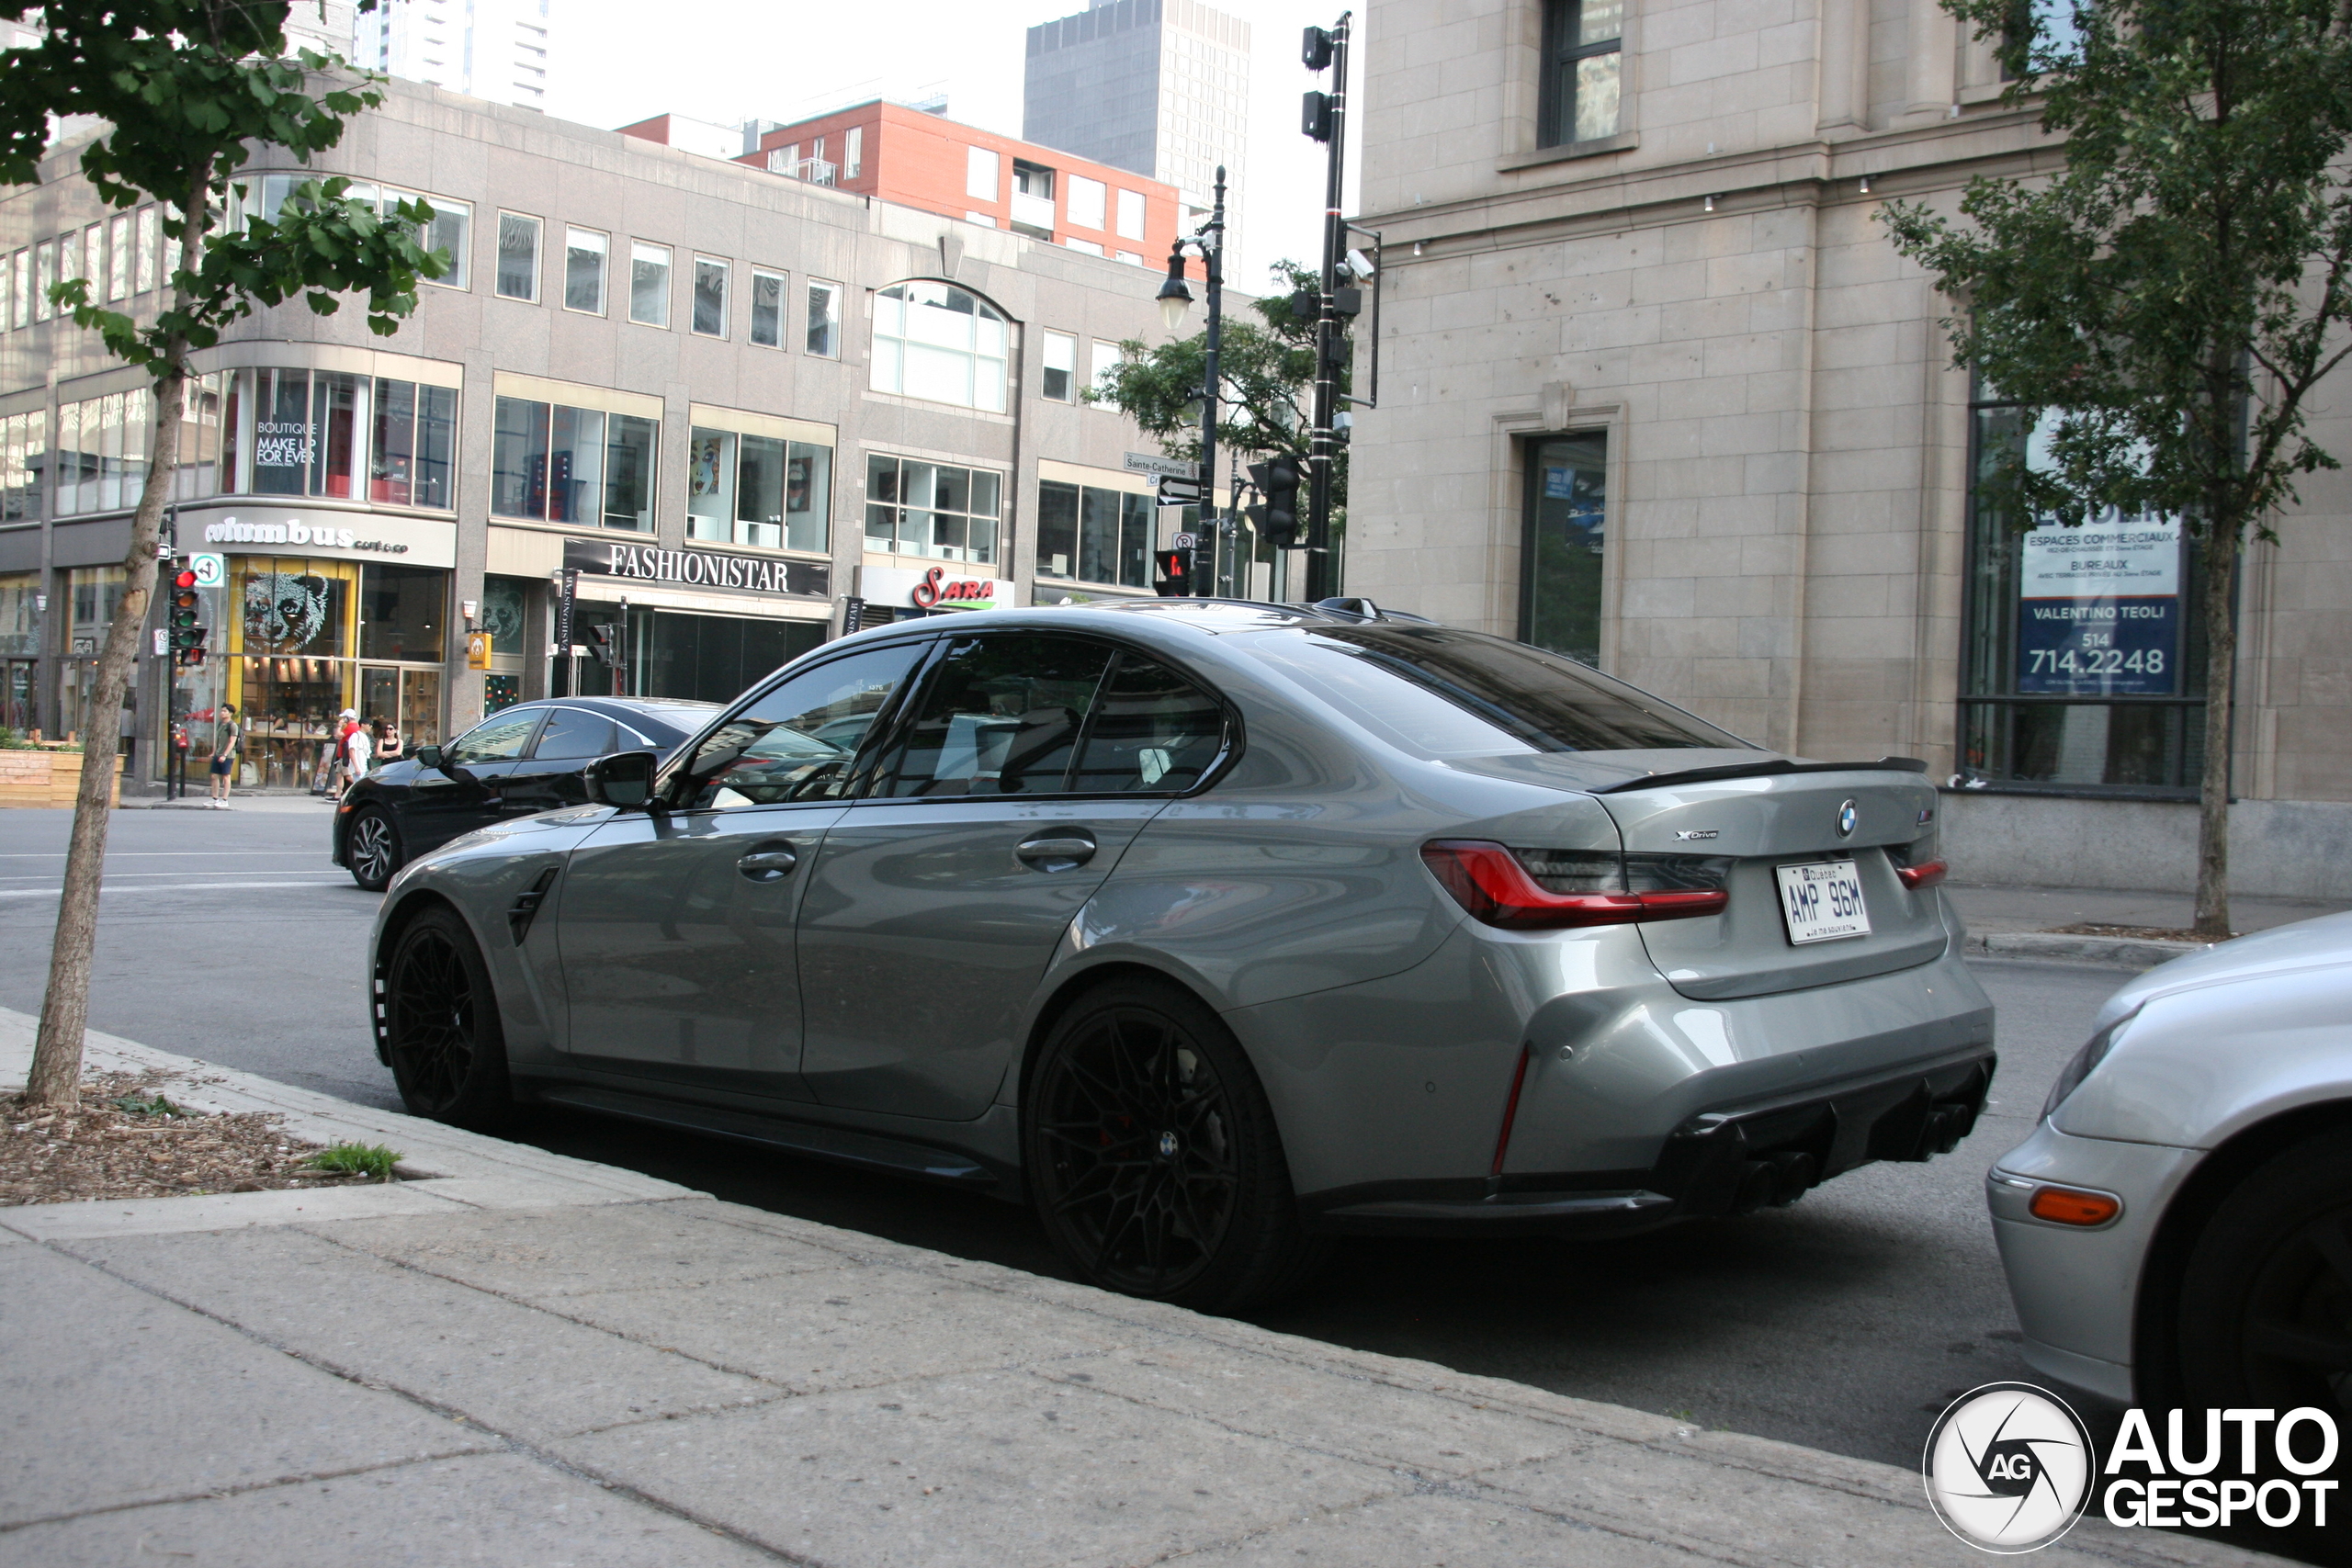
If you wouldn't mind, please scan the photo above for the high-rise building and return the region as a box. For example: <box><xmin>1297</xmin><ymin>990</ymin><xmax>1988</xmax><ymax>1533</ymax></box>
<box><xmin>352</xmin><ymin>0</ymin><xmax>552</xmax><ymax>112</ymax></box>
<box><xmin>1023</xmin><ymin>0</ymin><xmax>1250</xmax><ymax>261</ymax></box>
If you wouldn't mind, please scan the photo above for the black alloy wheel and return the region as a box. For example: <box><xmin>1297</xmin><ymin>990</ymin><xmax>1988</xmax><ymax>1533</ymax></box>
<box><xmin>346</xmin><ymin>806</ymin><xmax>402</xmax><ymax>892</ymax></box>
<box><xmin>1024</xmin><ymin>978</ymin><xmax>1327</xmax><ymax>1311</ymax></box>
<box><xmin>381</xmin><ymin>907</ymin><xmax>513</xmax><ymax>1128</ymax></box>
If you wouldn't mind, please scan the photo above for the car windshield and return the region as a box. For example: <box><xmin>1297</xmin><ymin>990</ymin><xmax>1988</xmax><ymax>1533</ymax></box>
<box><xmin>1241</xmin><ymin>625</ymin><xmax>1748</xmax><ymax>758</ymax></box>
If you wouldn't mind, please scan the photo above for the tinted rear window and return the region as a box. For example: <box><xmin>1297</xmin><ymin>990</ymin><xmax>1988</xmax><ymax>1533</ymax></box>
<box><xmin>1243</xmin><ymin>626</ymin><xmax>1747</xmax><ymax>757</ymax></box>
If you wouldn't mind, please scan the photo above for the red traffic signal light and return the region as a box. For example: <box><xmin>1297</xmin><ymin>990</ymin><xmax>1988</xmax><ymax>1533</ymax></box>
<box><xmin>1152</xmin><ymin>548</ymin><xmax>1190</xmax><ymax>597</ymax></box>
<box><xmin>174</xmin><ymin>569</ymin><xmax>196</xmax><ymax>590</ymax></box>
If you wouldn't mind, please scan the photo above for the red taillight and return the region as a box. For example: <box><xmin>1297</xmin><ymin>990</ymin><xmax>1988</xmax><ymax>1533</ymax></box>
<box><xmin>1895</xmin><ymin>857</ymin><xmax>1948</xmax><ymax>891</ymax></box>
<box><xmin>1419</xmin><ymin>840</ymin><xmax>1728</xmax><ymax>930</ymax></box>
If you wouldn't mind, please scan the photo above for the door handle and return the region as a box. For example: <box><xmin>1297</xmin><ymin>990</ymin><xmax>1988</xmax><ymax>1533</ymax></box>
<box><xmin>736</xmin><ymin>848</ymin><xmax>798</xmax><ymax>882</ymax></box>
<box><xmin>1015</xmin><ymin>832</ymin><xmax>1096</xmax><ymax>872</ymax></box>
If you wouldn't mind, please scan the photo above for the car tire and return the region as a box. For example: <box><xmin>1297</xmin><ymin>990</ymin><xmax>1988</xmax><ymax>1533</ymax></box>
<box><xmin>346</xmin><ymin>806</ymin><xmax>403</xmax><ymax>892</ymax></box>
<box><xmin>2177</xmin><ymin>1130</ymin><xmax>2352</xmax><ymax>1437</ymax></box>
<box><xmin>1023</xmin><ymin>976</ymin><xmax>1330</xmax><ymax>1312</ymax></box>
<box><xmin>381</xmin><ymin>906</ymin><xmax>514</xmax><ymax>1130</ymax></box>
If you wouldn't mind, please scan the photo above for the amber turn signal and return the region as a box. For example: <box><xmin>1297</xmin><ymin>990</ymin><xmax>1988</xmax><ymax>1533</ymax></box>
<box><xmin>2028</xmin><ymin>1184</ymin><xmax>2120</xmax><ymax>1226</ymax></box>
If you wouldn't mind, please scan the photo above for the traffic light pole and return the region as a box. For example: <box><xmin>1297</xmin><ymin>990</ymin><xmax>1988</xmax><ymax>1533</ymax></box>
<box><xmin>1192</xmin><ymin>167</ymin><xmax>1227</xmax><ymax>598</ymax></box>
<box><xmin>1304</xmin><ymin>12</ymin><xmax>1351</xmax><ymax>603</ymax></box>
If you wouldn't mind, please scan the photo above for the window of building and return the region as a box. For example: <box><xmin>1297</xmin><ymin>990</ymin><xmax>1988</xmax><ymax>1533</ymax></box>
<box><xmin>490</xmin><ymin>394</ymin><xmax>657</xmax><ymax>530</ymax></box>
<box><xmin>629</xmin><ymin>241</ymin><xmax>671</xmax><ymax>327</ymax></box>
<box><xmin>870</xmin><ymin>280</ymin><xmax>1008</xmax><ymax>412</ymax></box>
<box><xmin>134</xmin><ymin>207</ymin><xmax>159</xmax><ymax>294</ymax></box>
<box><xmin>1541</xmin><ymin>0</ymin><xmax>1624</xmax><ymax>147</ymax></box>
<box><xmin>1959</xmin><ymin>387</ymin><xmax>2210</xmax><ymax>792</ymax></box>
<box><xmin>56</xmin><ymin>231</ymin><xmax>79</xmax><ymax>298</ymax></box>
<box><xmin>34</xmin><ymin>241</ymin><xmax>53</xmax><ymax>321</ymax></box>
<box><xmin>687</xmin><ymin>424</ymin><xmax>832</xmax><ymax>552</ymax></box>
<box><xmin>1</xmin><ymin>412</ymin><xmax>48</xmax><ymax>522</ymax></box>
<box><xmin>1091</xmin><ymin>339</ymin><xmax>1124</xmax><ymax>397</ymax></box>
<box><xmin>10</xmin><ymin>249</ymin><xmax>27</xmax><ymax>327</ymax></box>
<box><xmin>564</xmin><ymin>226</ymin><xmax>606</xmax><ymax>313</ymax></box>
<box><xmin>865</xmin><ymin>455</ymin><xmax>1001</xmax><ymax>563</ymax></box>
<box><xmin>1068</xmin><ymin>175</ymin><xmax>1106</xmax><ymax>231</ymax></box>
<box><xmin>53</xmin><ymin>391</ymin><xmax>146</xmax><ymax>515</ymax></box>
<box><xmin>967</xmin><ymin>144</ymin><xmax>1000</xmax><ymax>202</ymax></box>
<box><xmin>1042</xmin><ymin>331</ymin><xmax>1076</xmax><ymax>402</ymax></box>
<box><xmin>1116</xmin><ymin>252</ymin><xmax>1144</xmax><ymax>266</ymax></box>
<box><xmin>1115</xmin><ymin>188</ymin><xmax>1146</xmax><ymax>241</ymax></box>
<box><xmin>1065</xmin><ymin>238</ymin><xmax>1104</xmax><ymax>257</ymax></box>
<box><xmin>1011</xmin><ymin>160</ymin><xmax>1057</xmax><ymax>238</ymax></box>
<box><xmin>806</xmin><ymin>278</ymin><xmax>841</xmax><ymax>357</ymax></box>
<box><xmin>1521</xmin><ymin>432</ymin><xmax>1607</xmax><ymax>666</ymax></box>
<box><xmin>1036</xmin><ymin>479</ymin><xmax>1151</xmax><ymax>587</ymax></box>
<box><xmin>844</xmin><ymin>125</ymin><xmax>864</xmax><ymax>180</ymax></box>
<box><xmin>212</xmin><ymin>368</ymin><xmax>435</xmax><ymax>507</ymax></box>
<box><xmin>749</xmin><ymin>268</ymin><xmax>786</xmax><ymax>348</ymax></box>
<box><xmin>368</xmin><ymin>378</ymin><xmax>458</xmax><ymax>508</ymax></box>
<box><xmin>965</xmin><ymin>212</ymin><xmax>997</xmax><ymax>227</ymax></box>
<box><xmin>173</xmin><ymin>374</ymin><xmax>225</xmax><ymax>502</ymax></box>
<box><xmin>691</xmin><ymin>255</ymin><xmax>729</xmax><ymax>337</ymax></box>
<box><xmin>107</xmin><ymin>212</ymin><xmax>130</xmax><ymax>301</ymax></box>
<box><xmin>83</xmin><ymin>223</ymin><xmax>102</xmax><ymax>294</ymax></box>
<box><xmin>495</xmin><ymin>212</ymin><xmax>540</xmax><ymax>301</ymax></box>
<box><xmin>420</xmin><ymin>197</ymin><xmax>471</xmax><ymax>288</ymax></box>
<box><xmin>248</xmin><ymin>175</ymin><xmax>472</xmax><ymax>288</ymax></box>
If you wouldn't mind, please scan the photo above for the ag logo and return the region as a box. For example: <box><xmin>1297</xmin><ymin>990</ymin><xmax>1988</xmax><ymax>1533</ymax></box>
<box><xmin>1923</xmin><ymin>1382</ymin><xmax>2095</xmax><ymax>1552</ymax></box>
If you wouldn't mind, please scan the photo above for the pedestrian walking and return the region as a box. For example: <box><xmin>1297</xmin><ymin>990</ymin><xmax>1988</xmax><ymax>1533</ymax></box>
<box><xmin>325</xmin><ymin>707</ymin><xmax>357</xmax><ymax>797</ymax></box>
<box><xmin>208</xmin><ymin>705</ymin><xmax>239</xmax><ymax>808</ymax></box>
<box><xmin>345</xmin><ymin>716</ymin><xmax>374</xmax><ymax>785</ymax></box>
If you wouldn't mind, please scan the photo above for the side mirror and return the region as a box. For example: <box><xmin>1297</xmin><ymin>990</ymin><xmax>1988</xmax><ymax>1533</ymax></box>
<box><xmin>413</xmin><ymin>744</ymin><xmax>444</xmax><ymax>771</ymax></box>
<box><xmin>583</xmin><ymin>750</ymin><xmax>660</xmax><ymax>808</ymax></box>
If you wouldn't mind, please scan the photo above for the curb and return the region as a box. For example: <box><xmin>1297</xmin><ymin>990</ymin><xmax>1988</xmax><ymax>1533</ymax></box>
<box><xmin>1965</xmin><ymin>931</ymin><xmax>2207</xmax><ymax>971</ymax></box>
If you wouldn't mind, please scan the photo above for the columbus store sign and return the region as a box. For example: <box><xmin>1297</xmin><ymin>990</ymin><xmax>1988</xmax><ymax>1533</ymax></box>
<box><xmin>563</xmin><ymin>538</ymin><xmax>831</xmax><ymax>599</ymax></box>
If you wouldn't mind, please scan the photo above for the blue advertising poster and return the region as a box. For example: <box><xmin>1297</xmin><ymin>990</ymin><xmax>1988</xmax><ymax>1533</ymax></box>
<box><xmin>2015</xmin><ymin>517</ymin><xmax>2181</xmax><ymax>695</ymax></box>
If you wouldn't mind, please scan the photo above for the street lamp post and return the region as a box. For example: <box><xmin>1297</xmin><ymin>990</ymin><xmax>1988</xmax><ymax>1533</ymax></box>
<box><xmin>1155</xmin><ymin>165</ymin><xmax>1227</xmax><ymax>598</ymax></box>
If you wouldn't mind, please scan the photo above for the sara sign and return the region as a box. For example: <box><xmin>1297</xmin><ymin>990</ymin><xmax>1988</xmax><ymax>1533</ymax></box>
<box><xmin>562</xmin><ymin>538</ymin><xmax>831</xmax><ymax>599</ymax></box>
<box><xmin>864</xmin><ymin>565</ymin><xmax>1013</xmax><ymax>612</ymax></box>
<box><xmin>2016</xmin><ymin>518</ymin><xmax>2182</xmax><ymax>695</ymax></box>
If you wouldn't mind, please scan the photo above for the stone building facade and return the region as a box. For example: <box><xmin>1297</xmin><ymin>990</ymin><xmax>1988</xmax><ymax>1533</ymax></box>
<box><xmin>0</xmin><ymin>79</ymin><xmax>1206</xmax><ymax>791</ymax></box>
<box><xmin>1347</xmin><ymin>0</ymin><xmax>2352</xmax><ymax>895</ymax></box>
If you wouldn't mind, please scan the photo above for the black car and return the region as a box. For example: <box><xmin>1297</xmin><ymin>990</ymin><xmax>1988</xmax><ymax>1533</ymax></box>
<box><xmin>332</xmin><ymin>696</ymin><xmax>718</xmax><ymax>890</ymax></box>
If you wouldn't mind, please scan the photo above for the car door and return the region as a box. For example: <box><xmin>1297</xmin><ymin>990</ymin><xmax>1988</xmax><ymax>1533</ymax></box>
<box><xmin>552</xmin><ymin>640</ymin><xmax>931</xmax><ymax>1100</ymax></box>
<box><xmin>500</xmin><ymin>705</ymin><xmax>617</xmax><ymax>818</ymax></box>
<box><xmin>400</xmin><ymin>705</ymin><xmax>546</xmax><ymax>852</ymax></box>
<box><xmin>796</xmin><ymin>633</ymin><xmax>1222</xmax><ymax>1122</ymax></box>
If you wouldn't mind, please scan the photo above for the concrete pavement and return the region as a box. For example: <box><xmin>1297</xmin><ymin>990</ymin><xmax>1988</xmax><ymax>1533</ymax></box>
<box><xmin>0</xmin><ymin>1012</ymin><xmax>2287</xmax><ymax>1567</ymax></box>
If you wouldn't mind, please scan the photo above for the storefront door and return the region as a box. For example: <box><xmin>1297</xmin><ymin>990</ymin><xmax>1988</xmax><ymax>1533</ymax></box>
<box><xmin>1</xmin><ymin>660</ymin><xmax>34</xmax><ymax>732</ymax></box>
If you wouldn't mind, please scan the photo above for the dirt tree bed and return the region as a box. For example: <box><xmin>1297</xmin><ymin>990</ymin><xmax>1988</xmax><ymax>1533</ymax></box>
<box><xmin>1</xmin><ymin>1071</ymin><xmax>389</xmax><ymax>1206</ymax></box>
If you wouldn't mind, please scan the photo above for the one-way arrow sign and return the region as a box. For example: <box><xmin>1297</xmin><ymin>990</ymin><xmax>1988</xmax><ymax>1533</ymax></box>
<box><xmin>1155</xmin><ymin>476</ymin><xmax>1204</xmax><ymax>506</ymax></box>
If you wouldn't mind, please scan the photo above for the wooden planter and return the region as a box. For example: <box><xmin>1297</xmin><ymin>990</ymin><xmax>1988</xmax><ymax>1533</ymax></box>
<box><xmin>0</xmin><ymin>748</ymin><xmax>123</xmax><ymax>809</ymax></box>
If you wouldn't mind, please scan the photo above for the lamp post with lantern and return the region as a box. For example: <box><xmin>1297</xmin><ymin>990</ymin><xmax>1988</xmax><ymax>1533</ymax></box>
<box><xmin>1153</xmin><ymin>165</ymin><xmax>1227</xmax><ymax>598</ymax></box>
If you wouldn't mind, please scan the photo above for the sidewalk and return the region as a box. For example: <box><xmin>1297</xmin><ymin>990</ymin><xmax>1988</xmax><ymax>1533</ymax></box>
<box><xmin>1945</xmin><ymin>884</ymin><xmax>2347</xmax><ymax>970</ymax></box>
<box><xmin>0</xmin><ymin>1011</ymin><xmax>2284</xmax><ymax>1567</ymax></box>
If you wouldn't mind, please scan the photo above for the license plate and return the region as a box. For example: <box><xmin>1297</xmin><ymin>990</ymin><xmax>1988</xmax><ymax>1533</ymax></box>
<box><xmin>1775</xmin><ymin>860</ymin><xmax>1871</xmax><ymax>944</ymax></box>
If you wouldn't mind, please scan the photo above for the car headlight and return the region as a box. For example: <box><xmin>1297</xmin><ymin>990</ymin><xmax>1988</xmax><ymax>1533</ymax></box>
<box><xmin>2041</xmin><ymin>1010</ymin><xmax>2138</xmax><ymax>1122</ymax></box>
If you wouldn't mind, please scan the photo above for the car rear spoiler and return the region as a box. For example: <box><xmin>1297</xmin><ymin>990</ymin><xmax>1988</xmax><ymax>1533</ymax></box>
<box><xmin>1591</xmin><ymin>756</ymin><xmax>1930</xmax><ymax>794</ymax></box>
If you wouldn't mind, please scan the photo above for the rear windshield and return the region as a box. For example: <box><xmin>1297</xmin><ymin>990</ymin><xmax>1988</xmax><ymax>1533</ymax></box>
<box><xmin>1241</xmin><ymin>626</ymin><xmax>1748</xmax><ymax>757</ymax></box>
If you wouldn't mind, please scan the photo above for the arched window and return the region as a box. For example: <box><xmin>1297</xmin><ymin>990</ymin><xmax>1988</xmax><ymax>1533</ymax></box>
<box><xmin>871</xmin><ymin>281</ymin><xmax>1010</xmax><ymax>412</ymax></box>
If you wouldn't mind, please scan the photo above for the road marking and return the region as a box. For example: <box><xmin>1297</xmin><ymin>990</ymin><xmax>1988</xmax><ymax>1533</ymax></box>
<box><xmin>0</xmin><ymin>852</ymin><xmax>326</xmax><ymax>859</ymax></box>
<box><xmin>0</xmin><ymin>880</ymin><xmax>365</xmax><ymax>898</ymax></box>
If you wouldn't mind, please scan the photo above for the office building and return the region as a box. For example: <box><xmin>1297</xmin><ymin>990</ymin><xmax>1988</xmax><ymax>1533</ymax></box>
<box><xmin>1343</xmin><ymin>0</ymin><xmax>2351</xmax><ymax>897</ymax></box>
<box><xmin>354</xmin><ymin>0</ymin><xmax>553</xmax><ymax>112</ymax></box>
<box><xmin>0</xmin><ymin>79</ymin><xmax>1204</xmax><ymax>787</ymax></box>
<box><xmin>1023</xmin><ymin>0</ymin><xmax>1250</xmax><ymax>255</ymax></box>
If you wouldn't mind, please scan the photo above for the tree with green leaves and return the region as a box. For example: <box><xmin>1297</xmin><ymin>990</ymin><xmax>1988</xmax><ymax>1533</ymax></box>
<box><xmin>1881</xmin><ymin>0</ymin><xmax>2352</xmax><ymax>939</ymax></box>
<box><xmin>1</xmin><ymin>0</ymin><xmax>445</xmax><ymax>1110</ymax></box>
<box><xmin>1089</xmin><ymin>261</ymin><xmax>1350</xmax><ymax>558</ymax></box>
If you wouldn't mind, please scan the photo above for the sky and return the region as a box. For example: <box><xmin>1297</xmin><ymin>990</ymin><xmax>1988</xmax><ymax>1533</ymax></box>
<box><xmin>545</xmin><ymin>0</ymin><xmax>1366</xmax><ymax>288</ymax></box>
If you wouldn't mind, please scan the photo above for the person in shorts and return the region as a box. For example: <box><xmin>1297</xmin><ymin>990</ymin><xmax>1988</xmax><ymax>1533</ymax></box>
<box><xmin>209</xmin><ymin>705</ymin><xmax>240</xmax><ymax>808</ymax></box>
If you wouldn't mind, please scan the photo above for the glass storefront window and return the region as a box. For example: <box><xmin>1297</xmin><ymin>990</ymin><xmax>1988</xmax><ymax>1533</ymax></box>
<box><xmin>688</xmin><ymin>426</ymin><xmax>833</xmax><ymax>552</ymax></box>
<box><xmin>1521</xmin><ymin>432</ymin><xmax>1606</xmax><ymax>666</ymax></box>
<box><xmin>51</xmin><ymin>391</ymin><xmax>151</xmax><ymax>516</ymax></box>
<box><xmin>368</xmin><ymin>378</ymin><xmax>456</xmax><ymax>507</ymax></box>
<box><xmin>1036</xmin><ymin>479</ymin><xmax>1151</xmax><ymax>588</ymax></box>
<box><xmin>1</xmin><ymin>411</ymin><xmax>45</xmax><ymax>521</ymax></box>
<box><xmin>359</xmin><ymin>563</ymin><xmax>447</xmax><ymax>662</ymax></box>
<box><xmin>865</xmin><ymin>455</ymin><xmax>1001</xmax><ymax>564</ymax></box>
<box><xmin>1961</xmin><ymin>391</ymin><xmax>2210</xmax><ymax>792</ymax></box>
<box><xmin>492</xmin><ymin>393</ymin><xmax>655</xmax><ymax>530</ymax></box>
<box><xmin>216</xmin><ymin>368</ymin><xmax>456</xmax><ymax>510</ymax></box>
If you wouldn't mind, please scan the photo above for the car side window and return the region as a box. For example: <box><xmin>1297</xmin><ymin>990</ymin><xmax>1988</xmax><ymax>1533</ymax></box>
<box><xmin>445</xmin><ymin>709</ymin><xmax>542</xmax><ymax>766</ymax></box>
<box><xmin>876</xmin><ymin>634</ymin><xmax>1113</xmax><ymax>797</ymax></box>
<box><xmin>531</xmin><ymin>707</ymin><xmax>617</xmax><ymax>761</ymax></box>
<box><xmin>676</xmin><ymin>642</ymin><xmax>926</xmax><ymax>810</ymax></box>
<box><xmin>1068</xmin><ymin>652</ymin><xmax>1227</xmax><ymax>794</ymax></box>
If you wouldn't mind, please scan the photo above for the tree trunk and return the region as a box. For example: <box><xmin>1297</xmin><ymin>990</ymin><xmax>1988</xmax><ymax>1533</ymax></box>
<box><xmin>2191</xmin><ymin>526</ymin><xmax>2240</xmax><ymax>941</ymax></box>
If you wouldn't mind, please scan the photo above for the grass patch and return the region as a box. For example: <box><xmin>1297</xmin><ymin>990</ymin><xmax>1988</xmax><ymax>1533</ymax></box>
<box><xmin>109</xmin><ymin>1091</ymin><xmax>186</xmax><ymax>1118</ymax></box>
<box><xmin>305</xmin><ymin>1142</ymin><xmax>404</xmax><ymax>1181</ymax></box>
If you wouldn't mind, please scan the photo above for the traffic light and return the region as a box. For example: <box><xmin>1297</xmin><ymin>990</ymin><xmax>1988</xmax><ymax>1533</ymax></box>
<box><xmin>585</xmin><ymin>621</ymin><xmax>620</xmax><ymax>667</ymax></box>
<box><xmin>1247</xmin><ymin>456</ymin><xmax>1305</xmax><ymax>547</ymax></box>
<box><xmin>168</xmin><ymin>572</ymin><xmax>206</xmax><ymax>666</ymax></box>
<box><xmin>1152</xmin><ymin>548</ymin><xmax>1190</xmax><ymax>597</ymax></box>
<box><xmin>1302</xmin><ymin>25</ymin><xmax>1335</xmax><ymax>70</ymax></box>
<box><xmin>1301</xmin><ymin>90</ymin><xmax>1335</xmax><ymax>142</ymax></box>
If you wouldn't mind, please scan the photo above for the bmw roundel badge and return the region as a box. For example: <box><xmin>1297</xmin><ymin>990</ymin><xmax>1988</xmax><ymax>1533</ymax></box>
<box><xmin>1837</xmin><ymin>799</ymin><xmax>1858</xmax><ymax>838</ymax></box>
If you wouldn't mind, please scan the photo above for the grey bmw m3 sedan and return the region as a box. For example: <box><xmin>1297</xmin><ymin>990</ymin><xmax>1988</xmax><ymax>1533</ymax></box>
<box><xmin>367</xmin><ymin>599</ymin><xmax>1996</xmax><ymax>1310</ymax></box>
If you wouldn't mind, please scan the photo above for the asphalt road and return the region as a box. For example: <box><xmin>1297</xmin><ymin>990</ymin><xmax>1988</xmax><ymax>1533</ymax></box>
<box><xmin>0</xmin><ymin>800</ymin><xmax>2124</xmax><ymax>1473</ymax></box>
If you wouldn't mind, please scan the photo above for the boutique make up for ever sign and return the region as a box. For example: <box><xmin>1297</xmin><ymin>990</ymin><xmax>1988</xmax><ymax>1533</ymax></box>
<box><xmin>2016</xmin><ymin>517</ymin><xmax>2183</xmax><ymax>696</ymax></box>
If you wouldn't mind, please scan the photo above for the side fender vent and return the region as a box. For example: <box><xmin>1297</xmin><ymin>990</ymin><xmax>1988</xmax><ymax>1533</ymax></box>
<box><xmin>508</xmin><ymin>867</ymin><xmax>560</xmax><ymax>946</ymax></box>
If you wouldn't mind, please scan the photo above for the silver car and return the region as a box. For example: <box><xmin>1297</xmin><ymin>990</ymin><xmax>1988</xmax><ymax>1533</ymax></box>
<box><xmin>368</xmin><ymin>600</ymin><xmax>1995</xmax><ymax>1310</ymax></box>
<box><xmin>1989</xmin><ymin>912</ymin><xmax>2352</xmax><ymax>1414</ymax></box>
